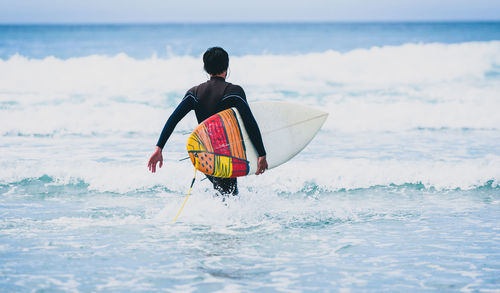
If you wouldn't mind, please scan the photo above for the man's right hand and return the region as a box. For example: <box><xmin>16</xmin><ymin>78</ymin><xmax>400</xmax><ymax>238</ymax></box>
<box><xmin>148</xmin><ymin>146</ymin><xmax>163</xmax><ymax>173</ymax></box>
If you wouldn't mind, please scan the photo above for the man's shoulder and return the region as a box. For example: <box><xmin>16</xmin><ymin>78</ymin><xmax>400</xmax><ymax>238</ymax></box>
<box><xmin>187</xmin><ymin>84</ymin><xmax>200</xmax><ymax>95</ymax></box>
<box><xmin>187</xmin><ymin>80</ymin><xmax>215</xmax><ymax>94</ymax></box>
<box><xmin>224</xmin><ymin>83</ymin><xmax>245</xmax><ymax>96</ymax></box>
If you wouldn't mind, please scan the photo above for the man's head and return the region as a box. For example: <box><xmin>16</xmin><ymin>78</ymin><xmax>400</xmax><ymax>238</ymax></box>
<box><xmin>203</xmin><ymin>47</ymin><xmax>229</xmax><ymax>76</ymax></box>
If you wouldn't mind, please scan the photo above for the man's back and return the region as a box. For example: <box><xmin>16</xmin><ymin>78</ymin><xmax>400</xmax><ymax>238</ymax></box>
<box><xmin>189</xmin><ymin>76</ymin><xmax>245</xmax><ymax>123</ymax></box>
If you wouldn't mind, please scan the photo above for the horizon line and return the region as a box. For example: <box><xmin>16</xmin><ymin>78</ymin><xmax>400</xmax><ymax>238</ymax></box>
<box><xmin>1</xmin><ymin>19</ymin><xmax>500</xmax><ymax>26</ymax></box>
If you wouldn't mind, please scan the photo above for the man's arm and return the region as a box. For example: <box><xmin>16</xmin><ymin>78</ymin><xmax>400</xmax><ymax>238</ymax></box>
<box><xmin>148</xmin><ymin>92</ymin><xmax>197</xmax><ymax>173</ymax></box>
<box><xmin>220</xmin><ymin>89</ymin><xmax>268</xmax><ymax>175</ymax></box>
<box><xmin>156</xmin><ymin>92</ymin><xmax>197</xmax><ymax>149</ymax></box>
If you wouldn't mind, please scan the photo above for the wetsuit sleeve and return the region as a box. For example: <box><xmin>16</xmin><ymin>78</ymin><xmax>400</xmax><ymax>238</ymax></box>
<box><xmin>220</xmin><ymin>90</ymin><xmax>266</xmax><ymax>157</ymax></box>
<box><xmin>156</xmin><ymin>92</ymin><xmax>197</xmax><ymax>149</ymax></box>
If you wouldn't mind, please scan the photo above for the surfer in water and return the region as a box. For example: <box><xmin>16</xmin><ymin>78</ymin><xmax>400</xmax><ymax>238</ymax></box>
<box><xmin>148</xmin><ymin>47</ymin><xmax>268</xmax><ymax>195</ymax></box>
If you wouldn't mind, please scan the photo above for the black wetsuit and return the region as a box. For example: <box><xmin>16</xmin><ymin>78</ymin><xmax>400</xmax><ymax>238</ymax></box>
<box><xmin>156</xmin><ymin>76</ymin><xmax>266</xmax><ymax>195</ymax></box>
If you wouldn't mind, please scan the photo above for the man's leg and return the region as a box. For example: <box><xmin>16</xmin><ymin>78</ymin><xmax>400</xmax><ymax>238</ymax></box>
<box><xmin>206</xmin><ymin>175</ymin><xmax>238</xmax><ymax>196</ymax></box>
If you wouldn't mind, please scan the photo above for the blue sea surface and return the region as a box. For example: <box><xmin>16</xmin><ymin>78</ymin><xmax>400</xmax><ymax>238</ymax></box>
<box><xmin>1</xmin><ymin>22</ymin><xmax>500</xmax><ymax>58</ymax></box>
<box><xmin>0</xmin><ymin>22</ymin><xmax>499</xmax><ymax>292</ymax></box>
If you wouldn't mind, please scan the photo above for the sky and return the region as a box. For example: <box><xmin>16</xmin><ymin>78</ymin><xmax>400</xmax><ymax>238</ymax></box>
<box><xmin>0</xmin><ymin>0</ymin><xmax>499</xmax><ymax>23</ymax></box>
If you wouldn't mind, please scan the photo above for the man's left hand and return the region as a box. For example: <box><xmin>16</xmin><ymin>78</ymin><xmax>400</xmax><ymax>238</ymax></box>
<box><xmin>255</xmin><ymin>156</ymin><xmax>268</xmax><ymax>175</ymax></box>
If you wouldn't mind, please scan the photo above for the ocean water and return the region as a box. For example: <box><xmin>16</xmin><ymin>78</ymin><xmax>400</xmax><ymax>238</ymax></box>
<box><xmin>0</xmin><ymin>23</ymin><xmax>500</xmax><ymax>292</ymax></box>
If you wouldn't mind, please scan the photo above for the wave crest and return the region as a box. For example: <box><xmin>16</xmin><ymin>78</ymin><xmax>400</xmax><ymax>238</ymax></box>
<box><xmin>1</xmin><ymin>42</ymin><xmax>499</xmax><ymax>135</ymax></box>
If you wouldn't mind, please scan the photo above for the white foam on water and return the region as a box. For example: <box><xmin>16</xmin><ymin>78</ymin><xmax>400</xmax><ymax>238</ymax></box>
<box><xmin>247</xmin><ymin>155</ymin><xmax>500</xmax><ymax>191</ymax></box>
<box><xmin>0</xmin><ymin>41</ymin><xmax>497</xmax><ymax>93</ymax></box>
<box><xmin>0</xmin><ymin>41</ymin><xmax>499</xmax><ymax>197</ymax></box>
<box><xmin>0</xmin><ymin>151</ymin><xmax>498</xmax><ymax>193</ymax></box>
<box><xmin>1</xmin><ymin>41</ymin><xmax>499</xmax><ymax>136</ymax></box>
<box><xmin>1</xmin><ymin>38</ymin><xmax>500</xmax><ymax>293</ymax></box>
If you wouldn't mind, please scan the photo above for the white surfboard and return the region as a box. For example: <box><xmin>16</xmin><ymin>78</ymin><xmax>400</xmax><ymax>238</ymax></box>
<box><xmin>240</xmin><ymin>101</ymin><xmax>328</xmax><ymax>174</ymax></box>
<box><xmin>186</xmin><ymin>101</ymin><xmax>328</xmax><ymax>177</ymax></box>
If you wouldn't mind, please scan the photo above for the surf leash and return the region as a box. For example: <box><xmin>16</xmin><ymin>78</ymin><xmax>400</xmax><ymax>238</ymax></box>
<box><xmin>172</xmin><ymin>156</ymin><xmax>198</xmax><ymax>223</ymax></box>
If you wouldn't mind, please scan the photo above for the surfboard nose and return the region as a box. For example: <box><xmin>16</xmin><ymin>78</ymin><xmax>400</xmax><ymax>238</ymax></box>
<box><xmin>246</xmin><ymin>101</ymin><xmax>329</xmax><ymax>171</ymax></box>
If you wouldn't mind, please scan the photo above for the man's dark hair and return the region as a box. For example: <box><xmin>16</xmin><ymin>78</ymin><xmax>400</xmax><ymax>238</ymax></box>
<box><xmin>203</xmin><ymin>47</ymin><xmax>229</xmax><ymax>75</ymax></box>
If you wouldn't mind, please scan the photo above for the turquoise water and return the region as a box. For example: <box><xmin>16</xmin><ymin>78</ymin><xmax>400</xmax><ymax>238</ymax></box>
<box><xmin>1</xmin><ymin>23</ymin><xmax>500</xmax><ymax>291</ymax></box>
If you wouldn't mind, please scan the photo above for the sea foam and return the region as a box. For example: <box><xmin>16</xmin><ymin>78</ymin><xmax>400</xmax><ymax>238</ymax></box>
<box><xmin>1</xmin><ymin>41</ymin><xmax>499</xmax><ymax>136</ymax></box>
<box><xmin>1</xmin><ymin>41</ymin><xmax>499</xmax><ymax>192</ymax></box>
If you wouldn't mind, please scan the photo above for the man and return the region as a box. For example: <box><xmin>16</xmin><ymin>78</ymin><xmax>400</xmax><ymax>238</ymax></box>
<box><xmin>148</xmin><ymin>47</ymin><xmax>268</xmax><ymax>195</ymax></box>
